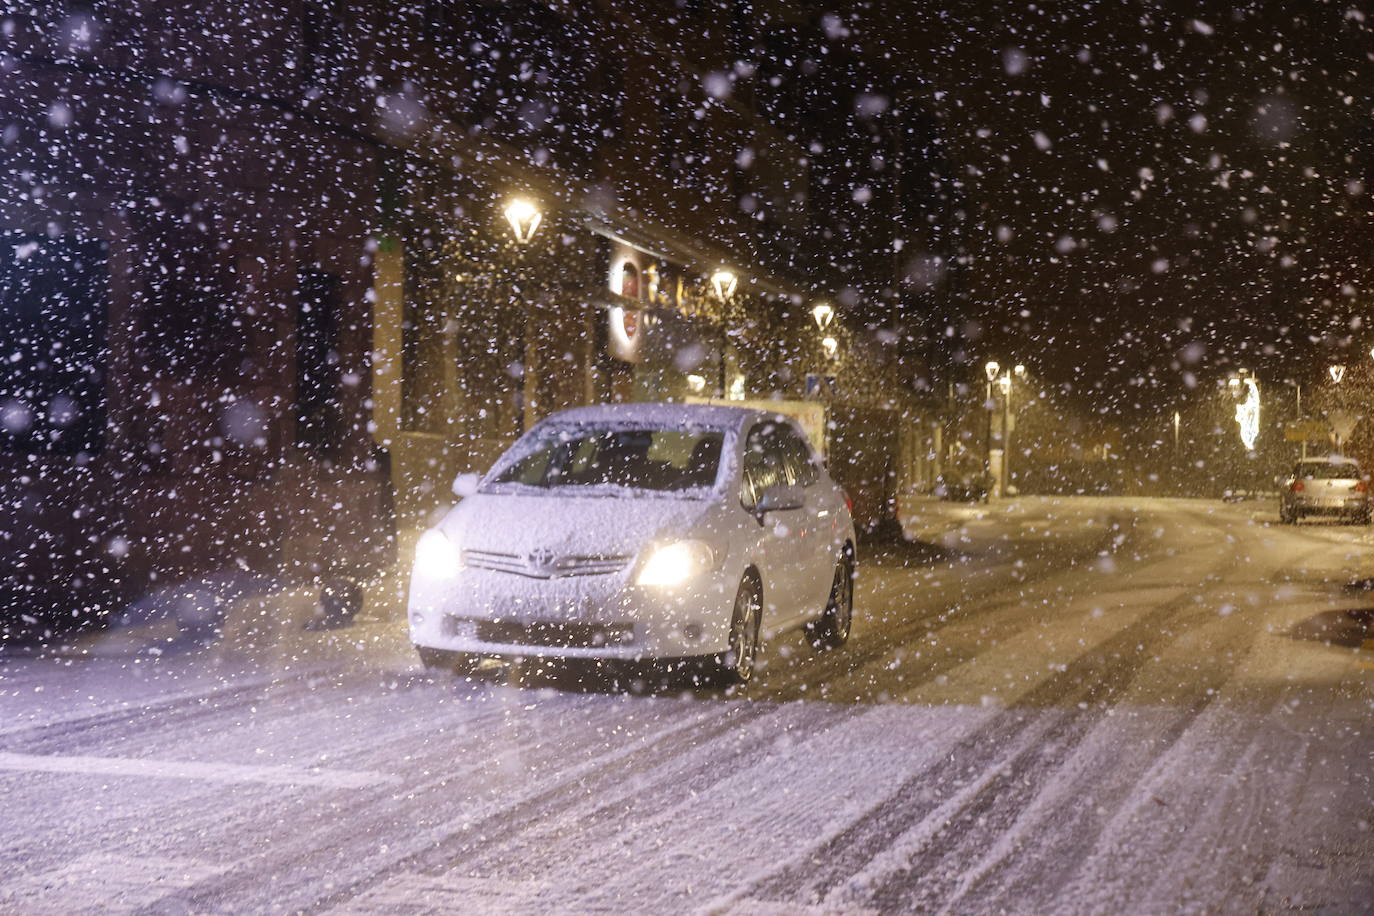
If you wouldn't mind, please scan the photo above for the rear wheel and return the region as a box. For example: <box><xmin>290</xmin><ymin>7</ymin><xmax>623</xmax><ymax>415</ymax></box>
<box><xmin>716</xmin><ymin>575</ymin><xmax>762</xmax><ymax>686</ymax></box>
<box><xmin>1279</xmin><ymin>506</ymin><xmax>1295</xmax><ymax>525</ymax></box>
<box><xmin>809</xmin><ymin>549</ymin><xmax>854</xmax><ymax>650</ymax></box>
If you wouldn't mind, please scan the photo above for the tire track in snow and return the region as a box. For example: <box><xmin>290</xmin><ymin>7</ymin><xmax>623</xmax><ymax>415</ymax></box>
<box><xmin>747</xmin><ymin>512</ymin><xmax>1134</xmax><ymax>705</ymax></box>
<box><xmin>940</xmin><ymin>536</ymin><xmax>1338</xmax><ymax>910</ymax></box>
<box><xmin>845</xmin><ymin>508</ymin><xmax>1327</xmax><ymax>913</ymax></box>
<box><xmin>918</xmin><ymin>604</ymin><xmax>1273</xmax><ymax>912</ymax></box>
<box><xmin>731</xmin><ymin>507</ymin><xmax>1239</xmax><ymax>910</ymax></box>
<box><xmin>0</xmin><ymin>668</ymin><xmax>350</xmax><ymax>752</ymax></box>
<box><xmin>854</xmin><ymin>510</ymin><xmax>1251</xmax><ymax>911</ymax></box>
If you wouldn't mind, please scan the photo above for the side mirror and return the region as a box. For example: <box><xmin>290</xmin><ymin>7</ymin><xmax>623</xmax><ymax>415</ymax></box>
<box><xmin>452</xmin><ymin>472</ymin><xmax>481</xmax><ymax>499</ymax></box>
<box><xmin>755</xmin><ymin>484</ymin><xmax>805</xmax><ymax>520</ymax></box>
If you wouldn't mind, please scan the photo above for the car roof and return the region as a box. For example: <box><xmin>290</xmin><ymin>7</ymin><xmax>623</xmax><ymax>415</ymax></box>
<box><xmin>538</xmin><ymin>402</ymin><xmax>790</xmax><ymax>431</ymax></box>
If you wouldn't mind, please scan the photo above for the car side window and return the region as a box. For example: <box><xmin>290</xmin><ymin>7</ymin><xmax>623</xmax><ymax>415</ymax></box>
<box><xmin>741</xmin><ymin>422</ymin><xmax>788</xmax><ymax>510</ymax></box>
<box><xmin>780</xmin><ymin>427</ymin><xmax>818</xmax><ymax>487</ymax></box>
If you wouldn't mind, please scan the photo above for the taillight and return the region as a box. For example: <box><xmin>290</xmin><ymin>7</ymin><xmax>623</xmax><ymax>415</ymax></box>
<box><xmin>1290</xmin><ymin>481</ymin><xmax>1305</xmax><ymax>492</ymax></box>
<box><xmin>845</xmin><ymin>495</ymin><xmax>854</xmax><ymax>513</ymax></box>
<box><xmin>1356</xmin><ymin>481</ymin><xmax>1368</xmax><ymax>493</ymax></box>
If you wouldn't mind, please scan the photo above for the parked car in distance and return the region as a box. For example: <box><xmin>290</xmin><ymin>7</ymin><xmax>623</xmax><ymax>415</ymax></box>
<box><xmin>1279</xmin><ymin>456</ymin><xmax>1371</xmax><ymax>525</ymax></box>
<box><xmin>408</xmin><ymin>403</ymin><xmax>857</xmax><ymax>685</ymax></box>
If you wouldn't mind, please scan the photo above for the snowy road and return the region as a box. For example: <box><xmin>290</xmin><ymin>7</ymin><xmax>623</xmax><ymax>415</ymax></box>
<box><xmin>2</xmin><ymin>497</ymin><xmax>1372</xmax><ymax>913</ymax></box>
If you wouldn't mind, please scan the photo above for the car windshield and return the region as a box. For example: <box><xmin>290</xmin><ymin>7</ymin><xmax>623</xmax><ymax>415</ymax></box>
<box><xmin>485</xmin><ymin>426</ymin><xmax>725</xmax><ymax>494</ymax></box>
<box><xmin>1296</xmin><ymin>462</ymin><xmax>1361</xmax><ymax>480</ymax></box>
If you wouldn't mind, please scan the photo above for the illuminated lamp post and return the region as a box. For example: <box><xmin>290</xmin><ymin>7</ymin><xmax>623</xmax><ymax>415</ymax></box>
<box><xmin>710</xmin><ymin>270</ymin><xmax>738</xmax><ymax>397</ymax></box>
<box><xmin>710</xmin><ymin>269</ymin><xmax>738</xmax><ymax>301</ymax></box>
<box><xmin>504</xmin><ymin>198</ymin><xmax>542</xmax><ymax>244</ymax></box>
<box><xmin>503</xmin><ymin>197</ymin><xmax>543</xmax><ymax>431</ymax></box>
<box><xmin>983</xmin><ymin>361</ymin><xmax>1000</xmax><ymax>494</ymax></box>
<box><xmin>999</xmin><ymin>367</ymin><xmax>1026</xmax><ymax>495</ymax></box>
<box><xmin>812</xmin><ymin>302</ymin><xmax>835</xmax><ymax>331</ymax></box>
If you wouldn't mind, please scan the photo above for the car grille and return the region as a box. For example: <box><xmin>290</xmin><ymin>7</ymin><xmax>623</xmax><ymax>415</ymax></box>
<box><xmin>462</xmin><ymin>549</ymin><xmax>631</xmax><ymax>578</ymax></box>
<box><xmin>450</xmin><ymin>617</ymin><xmax>634</xmax><ymax>648</ymax></box>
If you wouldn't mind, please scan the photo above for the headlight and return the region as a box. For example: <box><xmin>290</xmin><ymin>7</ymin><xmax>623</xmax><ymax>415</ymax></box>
<box><xmin>414</xmin><ymin>529</ymin><xmax>462</xmax><ymax>580</ymax></box>
<box><xmin>636</xmin><ymin>540</ymin><xmax>715</xmax><ymax>587</ymax></box>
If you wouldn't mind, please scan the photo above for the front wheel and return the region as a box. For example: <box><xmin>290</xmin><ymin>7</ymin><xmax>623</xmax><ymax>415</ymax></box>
<box><xmin>809</xmin><ymin>549</ymin><xmax>854</xmax><ymax>650</ymax></box>
<box><xmin>715</xmin><ymin>575</ymin><xmax>762</xmax><ymax>686</ymax></box>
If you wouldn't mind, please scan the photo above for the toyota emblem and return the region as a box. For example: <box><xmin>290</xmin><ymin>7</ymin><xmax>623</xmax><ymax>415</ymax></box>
<box><xmin>526</xmin><ymin>548</ymin><xmax>557</xmax><ymax>574</ymax></box>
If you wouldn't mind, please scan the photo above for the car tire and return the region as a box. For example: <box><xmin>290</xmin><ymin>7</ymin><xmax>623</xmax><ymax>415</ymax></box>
<box><xmin>1279</xmin><ymin>507</ymin><xmax>1294</xmax><ymax>525</ymax></box>
<box><xmin>809</xmin><ymin>548</ymin><xmax>854</xmax><ymax>651</ymax></box>
<box><xmin>715</xmin><ymin>574</ymin><xmax>762</xmax><ymax>686</ymax></box>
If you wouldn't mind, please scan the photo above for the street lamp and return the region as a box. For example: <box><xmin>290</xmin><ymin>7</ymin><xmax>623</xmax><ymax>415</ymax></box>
<box><xmin>821</xmin><ymin>336</ymin><xmax>838</xmax><ymax>359</ymax></box>
<box><xmin>984</xmin><ymin>360</ymin><xmax>1000</xmax><ymax>383</ymax></box>
<box><xmin>998</xmin><ymin>369</ymin><xmax>1021</xmax><ymax>496</ymax></box>
<box><xmin>710</xmin><ymin>269</ymin><xmax>738</xmax><ymax>300</ymax></box>
<box><xmin>1329</xmin><ymin>364</ymin><xmax>1346</xmax><ymax>384</ymax></box>
<box><xmin>812</xmin><ymin>302</ymin><xmax>835</xmax><ymax>330</ymax></box>
<box><xmin>708</xmin><ymin>270</ymin><xmax>739</xmax><ymax>398</ymax></box>
<box><xmin>503</xmin><ymin>198</ymin><xmax>542</xmax><ymax>244</ymax></box>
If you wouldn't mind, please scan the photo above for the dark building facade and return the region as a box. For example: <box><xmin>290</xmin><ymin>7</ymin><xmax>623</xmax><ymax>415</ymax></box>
<box><xmin>0</xmin><ymin>1</ymin><xmax>955</xmax><ymax>632</ymax></box>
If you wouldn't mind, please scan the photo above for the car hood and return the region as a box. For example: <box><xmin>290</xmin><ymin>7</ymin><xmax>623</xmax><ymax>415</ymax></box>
<box><xmin>441</xmin><ymin>491</ymin><xmax>713</xmax><ymax>559</ymax></box>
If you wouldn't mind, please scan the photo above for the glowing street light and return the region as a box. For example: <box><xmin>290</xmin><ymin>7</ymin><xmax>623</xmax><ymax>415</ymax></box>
<box><xmin>821</xmin><ymin>336</ymin><xmax>838</xmax><ymax>358</ymax></box>
<box><xmin>1013</xmin><ymin>364</ymin><xmax>1027</xmax><ymax>378</ymax></box>
<box><xmin>503</xmin><ymin>198</ymin><xmax>542</xmax><ymax>243</ymax></box>
<box><xmin>1329</xmin><ymin>364</ymin><xmax>1347</xmax><ymax>384</ymax></box>
<box><xmin>812</xmin><ymin>302</ymin><xmax>835</xmax><ymax>330</ymax></box>
<box><xmin>984</xmin><ymin>360</ymin><xmax>1000</xmax><ymax>382</ymax></box>
<box><xmin>710</xmin><ymin>269</ymin><xmax>738</xmax><ymax>300</ymax></box>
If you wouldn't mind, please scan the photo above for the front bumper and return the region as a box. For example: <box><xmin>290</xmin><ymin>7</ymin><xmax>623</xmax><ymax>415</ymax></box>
<box><xmin>408</xmin><ymin>565</ymin><xmax>736</xmax><ymax>660</ymax></box>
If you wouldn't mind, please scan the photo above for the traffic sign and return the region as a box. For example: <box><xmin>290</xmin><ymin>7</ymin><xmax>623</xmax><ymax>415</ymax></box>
<box><xmin>1285</xmin><ymin>419</ymin><xmax>1329</xmax><ymax>442</ymax></box>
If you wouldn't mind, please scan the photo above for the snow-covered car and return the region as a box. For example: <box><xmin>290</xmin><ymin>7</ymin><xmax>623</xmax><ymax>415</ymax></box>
<box><xmin>408</xmin><ymin>403</ymin><xmax>857</xmax><ymax>684</ymax></box>
<box><xmin>1279</xmin><ymin>456</ymin><xmax>1371</xmax><ymax>524</ymax></box>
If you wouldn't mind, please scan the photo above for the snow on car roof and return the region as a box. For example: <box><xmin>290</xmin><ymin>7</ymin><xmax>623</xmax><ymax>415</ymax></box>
<box><xmin>537</xmin><ymin>402</ymin><xmax>785</xmax><ymax>430</ymax></box>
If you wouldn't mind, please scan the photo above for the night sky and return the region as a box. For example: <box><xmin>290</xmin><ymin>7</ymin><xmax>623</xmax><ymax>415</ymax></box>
<box><xmin>857</xmin><ymin>1</ymin><xmax>1374</xmax><ymax>416</ymax></box>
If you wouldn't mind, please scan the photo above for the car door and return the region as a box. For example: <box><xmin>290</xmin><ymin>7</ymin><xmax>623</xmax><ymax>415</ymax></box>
<box><xmin>740</xmin><ymin>420</ymin><xmax>810</xmax><ymax>627</ymax></box>
<box><xmin>777</xmin><ymin>424</ymin><xmax>836</xmax><ymax>612</ymax></box>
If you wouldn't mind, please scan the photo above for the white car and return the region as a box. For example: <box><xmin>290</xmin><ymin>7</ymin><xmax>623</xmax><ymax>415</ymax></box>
<box><xmin>408</xmin><ymin>403</ymin><xmax>857</xmax><ymax>684</ymax></box>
